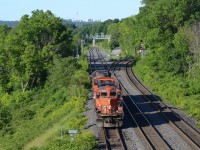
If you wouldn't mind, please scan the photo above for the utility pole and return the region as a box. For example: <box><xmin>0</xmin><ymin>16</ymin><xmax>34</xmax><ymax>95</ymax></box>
<box><xmin>81</xmin><ymin>39</ymin><xmax>84</xmax><ymax>55</ymax></box>
<box><xmin>76</xmin><ymin>39</ymin><xmax>79</xmax><ymax>59</ymax></box>
<box><xmin>133</xmin><ymin>46</ymin><xmax>136</xmax><ymax>56</ymax></box>
<box><xmin>60</xmin><ymin>128</ymin><xmax>63</xmax><ymax>139</ymax></box>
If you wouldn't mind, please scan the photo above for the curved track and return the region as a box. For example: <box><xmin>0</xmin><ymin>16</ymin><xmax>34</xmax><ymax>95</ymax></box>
<box><xmin>113</xmin><ymin>61</ymin><xmax>171</xmax><ymax>150</ymax></box>
<box><xmin>90</xmin><ymin>49</ymin><xmax>170</xmax><ymax>149</ymax></box>
<box><xmin>125</xmin><ymin>61</ymin><xmax>200</xmax><ymax>149</ymax></box>
<box><xmin>88</xmin><ymin>48</ymin><xmax>200</xmax><ymax>149</ymax></box>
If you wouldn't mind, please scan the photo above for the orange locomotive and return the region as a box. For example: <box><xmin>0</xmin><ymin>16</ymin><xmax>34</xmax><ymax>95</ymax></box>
<box><xmin>91</xmin><ymin>70</ymin><xmax>123</xmax><ymax>127</ymax></box>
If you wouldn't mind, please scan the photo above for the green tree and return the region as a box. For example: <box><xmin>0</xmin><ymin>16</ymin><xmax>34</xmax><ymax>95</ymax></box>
<box><xmin>0</xmin><ymin>25</ymin><xmax>11</xmax><ymax>91</ymax></box>
<box><xmin>118</xmin><ymin>17</ymin><xmax>136</xmax><ymax>56</ymax></box>
<box><xmin>135</xmin><ymin>0</ymin><xmax>200</xmax><ymax>73</ymax></box>
<box><xmin>0</xmin><ymin>10</ymin><xmax>73</xmax><ymax>92</ymax></box>
<box><xmin>173</xmin><ymin>26</ymin><xmax>194</xmax><ymax>75</ymax></box>
<box><xmin>0</xmin><ymin>104</ymin><xmax>12</xmax><ymax>131</ymax></box>
<box><xmin>107</xmin><ymin>23</ymin><xmax>120</xmax><ymax>49</ymax></box>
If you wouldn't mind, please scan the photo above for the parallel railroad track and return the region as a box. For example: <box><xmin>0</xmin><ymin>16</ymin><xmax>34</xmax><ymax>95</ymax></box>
<box><xmin>124</xmin><ymin>61</ymin><xmax>200</xmax><ymax>149</ymax></box>
<box><xmin>88</xmin><ymin>48</ymin><xmax>200</xmax><ymax>149</ymax></box>
<box><xmin>89</xmin><ymin>48</ymin><xmax>110</xmax><ymax>73</ymax></box>
<box><xmin>112</xmin><ymin>61</ymin><xmax>171</xmax><ymax>150</ymax></box>
<box><xmin>93</xmin><ymin>51</ymin><xmax>171</xmax><ymax>149</ymax></box>
<box><xmin>88</xmin><ymin>48</ymin><xmax>97</xmax><ymax>74</ymax></box>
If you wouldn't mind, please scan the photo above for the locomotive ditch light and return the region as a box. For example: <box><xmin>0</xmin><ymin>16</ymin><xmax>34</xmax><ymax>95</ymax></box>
<box><xmin>94</xmin><ymin>79</ymin><xmax>98</xmax><ymax>85</ymax></box>
<box><xmin>108</xmin><ymin>99</ymin><xmax>111</xmax><ymax>104</ymax></box>
<box><xmin>118</xmin><ymin>91</ymin><xmax>121</xmax><ymax>95</ymax></box>
<box><xmin>96</xmin><ymin>93</ymin><xmax>100</xmax><ymax>98</ymax></box>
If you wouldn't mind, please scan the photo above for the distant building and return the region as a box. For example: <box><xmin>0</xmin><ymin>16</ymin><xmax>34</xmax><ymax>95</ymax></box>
<box><xmin>73</xmin><ymin>20</ymin><xmax>83</xmax><ymax>22</ymax></box>
<box><xmin>63</xmin><ymin>18</ymin><xmax>100</xmax><ymax>27</ymax></box>
<box><xmin>88</xmin><ymin>19</ymin><xmax>93</xmax><ymax>23</ymax></box>
<box><xmin>66</xmin><ymin>19</ymin><xmax>72</xmax><ymax>22</ymax></box>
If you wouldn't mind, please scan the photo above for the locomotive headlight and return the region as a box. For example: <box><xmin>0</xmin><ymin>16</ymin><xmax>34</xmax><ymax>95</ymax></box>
<box><xmin>108</xmin><ymin>99</ymin><xmax>111</xmax><ymax>104</ymax></box>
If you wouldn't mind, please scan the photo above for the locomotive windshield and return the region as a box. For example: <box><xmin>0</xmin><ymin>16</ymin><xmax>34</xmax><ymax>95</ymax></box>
<box><xmin>110</xmin><ymin>90</ymin><xmax>116</xmax><ymax>97</ymax></box>
<box><xmin>100</xmin><ymin>89</ymin><xmax>117</xmax><ymax>98</ymax></box>
<box><xmin>101</xmin><ymin>91</ymin><xmax>107</xmax><ymax>97</ymax></box>
<box><xmin>98</xmin><ymin>80</ymin><xmax>114</xmax><ymax>87</ymax></box>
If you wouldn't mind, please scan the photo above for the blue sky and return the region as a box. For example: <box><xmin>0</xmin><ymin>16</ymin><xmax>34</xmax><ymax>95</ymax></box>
<box><xmin>1</xmin><ymin>0</ymin><xmax>142</xmax><ymax>21</ymax></box>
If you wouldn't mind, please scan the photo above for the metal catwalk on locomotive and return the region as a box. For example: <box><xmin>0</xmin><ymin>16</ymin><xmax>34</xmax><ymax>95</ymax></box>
<box><xmin>91</xmin><ymin>70</ymin><xmax>124</xmax><ymax>127</ymax></box>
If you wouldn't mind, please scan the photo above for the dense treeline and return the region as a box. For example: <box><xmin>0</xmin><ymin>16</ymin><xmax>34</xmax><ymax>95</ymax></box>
<box><xmin>0</xmin><ymin>10</ymin><xmax>97</xmax><ymax>149</ymax></box>
<box><xmin>0</xmin><ymin>21</ymin><xmax>18</xmax><ymax>28</ymax></box>
<box><xmin>81</xmin><ymin>0</ymin><xmax>200</xmax><ymax>126</ymax></box>
<box><xmin>0</xmin><ymin>19</ymin><xmax>98</xmax><ymax>28</ymax></box>
<box><xmin>0</xmin><ymin>10</ymin><xmax>74</xmax><ymax>93</ymax></box>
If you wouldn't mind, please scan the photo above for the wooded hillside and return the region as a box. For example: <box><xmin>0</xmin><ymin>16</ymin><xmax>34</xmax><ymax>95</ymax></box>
<box><xmin>0</xmin><ymin>10</ymin><xmax>97</xmax><ymax>149</ymax></box>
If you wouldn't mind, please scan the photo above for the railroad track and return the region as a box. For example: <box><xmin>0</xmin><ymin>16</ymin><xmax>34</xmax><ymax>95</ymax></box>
<box><xmin>88</xmin><ymin>48</ymin><xmax>200</xmax><ymax>149</ymax></box>
<box><xmin>112</xmin><ymin>61</ymin><xmax>171</xmax><ymax>149</ymax></box>
<box><xmin>124</xmin><ymin>61</ymin><xmax>200</xmax><ymax>149</ymax></box>
<box><xmin>93</xmin><ymin>50</ymin><xmax>170</xmax><ymax>149</ymax></box>
<box><xmin>89</xmin><ymin>48</ymin><xmax>126</xmax><ymax>150</ymax></box>
<box><xmin>92</xmin><ymin>50</ymin><xmax>170</xmax><ymax>149</ymax></box>
<box><xmin>88</xmin><ymin>48</ymin><xmax>97</xmax><ymax>74</ymax></box>
<box><xmin>88</xmin><ymin>48</ymin><xmax>110</xmax><ymax>74</ymax></box>
<box><xmin>99</xmin><ymin>128</ymin><xmax>125</xmax><ymax>150</ymax></box>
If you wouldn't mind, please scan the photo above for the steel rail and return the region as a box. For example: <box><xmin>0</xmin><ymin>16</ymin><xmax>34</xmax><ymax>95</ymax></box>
<box><xmin>112</xmin><ymin>60</ymin><xmax>171</xmax><ymax>150</ymax></box>
<box><xmin>125</xmin><ymin>61</ymin><xmax>200</xmax><ymax>149</ymax></box>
